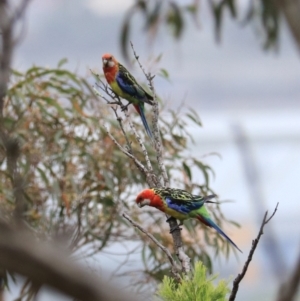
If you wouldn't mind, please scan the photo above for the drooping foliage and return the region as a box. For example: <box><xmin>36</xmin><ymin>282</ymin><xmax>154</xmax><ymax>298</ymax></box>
<box><xmin>121</xmin><ymin>0</ymin><xmax>279</xmax><ymax>61</ymax></box>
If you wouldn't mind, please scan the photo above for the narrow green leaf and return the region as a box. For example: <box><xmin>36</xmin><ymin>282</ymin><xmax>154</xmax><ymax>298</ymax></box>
<box><xmin>58</xmin><ymin>58</ymin><xmax>68</xmax><ymax>68</ymax></box>
<box><xmin>38</xmin><ymin>96</ymin><xmax>67</xmax><ymax>118</ymax></box>
<box><xmin>182</xmin><ymin>162</ymin><xmax>192</xmax><ymax>181</ymax></box>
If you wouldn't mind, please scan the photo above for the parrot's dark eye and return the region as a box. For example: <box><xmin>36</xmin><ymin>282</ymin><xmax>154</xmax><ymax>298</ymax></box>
<box><xmin>109</xmin><ymin>56</ymin><xmax>112</xmax><ymax>60</ymax></box>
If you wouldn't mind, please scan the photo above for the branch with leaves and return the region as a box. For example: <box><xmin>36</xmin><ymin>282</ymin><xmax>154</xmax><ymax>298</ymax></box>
<box><xmin>121</xmin><ymin>0</ymin><xmax>280</xmax><ymax>62</ymax></box>
<box><xmin>123</xmin><ymin>213</ymin><xmax>181</xmax><ymax>282</ymax></box>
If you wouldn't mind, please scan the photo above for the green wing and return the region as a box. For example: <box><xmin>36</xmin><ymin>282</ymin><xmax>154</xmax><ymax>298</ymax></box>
<box><xmin>116</xmin><ymin>64</ymin><xmax>153</xmax><ymax>105</ymax></box>
<box><xmin>153</xmin><ymin>188</ymin><xmax>214</xmax><ymax>215</ymax></box>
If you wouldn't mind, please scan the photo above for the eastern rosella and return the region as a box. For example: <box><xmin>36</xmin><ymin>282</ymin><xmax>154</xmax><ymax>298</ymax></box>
<box><xmin>135</xmin><ymin>188</ymin><xmax>242</xmax><ymax>252</ymax></box>
<box><xmin>102</xmin><ymin>53</ymin><xmax>153</xmax><ymax>138</ymax></box>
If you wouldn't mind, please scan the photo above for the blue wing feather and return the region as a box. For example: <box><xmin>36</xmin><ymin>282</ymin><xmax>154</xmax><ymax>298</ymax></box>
<box><xmin>166</xmin><ymin>197</ymin><xmax>204</xmax><ymax>214</ymax></box>
<box><xmin>116</xmin><ymin>64</ymin><xmax>153</xmax><ymax>104</ymax></box>
<box><xmin>116</xmin><ymin>73</ymin><xmax>137</xmax><ymax>96</ymax></box>
<box><xmin>116</xmin><ymin>71</ymin><xmax>150</xmax><ymax>102</ymax></box>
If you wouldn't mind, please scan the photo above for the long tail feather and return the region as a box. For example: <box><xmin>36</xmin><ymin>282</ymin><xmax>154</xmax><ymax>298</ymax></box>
<box><xmin>134</xmin><ymin>104</ymin><xmax>153</xmax><ymax>139</ymax></box>
<box><xmin>197</xmin><ymin>215</ymin><xmax>242</xmax><ymax>253</ymax></box>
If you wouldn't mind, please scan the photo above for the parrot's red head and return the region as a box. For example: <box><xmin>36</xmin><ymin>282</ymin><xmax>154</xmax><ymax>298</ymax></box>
<box><xmin>102</xmin><ymin>53</ymin><xmax>119</xmax><ymax>83</ymax></box>
<box><xmin>102</xmin><ymin>53</ymin><xmax>117</xmax><ymax>69</ymax></box>
<box><xmin>135</xmin><ymin>189</ymin><xmax>156</xmax><ymax>208</ymax></box>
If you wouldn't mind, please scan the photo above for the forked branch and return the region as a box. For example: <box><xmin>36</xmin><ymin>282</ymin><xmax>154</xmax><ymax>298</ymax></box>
<box><xmin>229</xmin><ymin>203</ymin><xmax>279</xmax><ymax>301</ymax></box>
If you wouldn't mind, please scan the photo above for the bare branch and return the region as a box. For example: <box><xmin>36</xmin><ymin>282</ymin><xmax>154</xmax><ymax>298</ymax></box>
<box><xmin>0</xmin><ymin>0</ymin><xmax>32</xmax><ymax>225</ymax></box>
<box><xmin>0</xmin><ymin>2</ymin><xmax>13</xmax><ymax>117</ymax></box>
<box><xmin>92</xmin><ymin>85</ymin><xmax>133</xmax><ymax>150</ymax></box>
<box><xmin>130</xmin><ymin>41</ymin><xmax>169</xmax><ymax>188</ymax></box>
<box><xmin>6</xmin><ymin>0</ymin><xmax>31</xmax><ymax>27</ymax></box>
<box><xmin>152</xmin><ymin>96</ymin><xmax>169</xmax><ymax>187</ymax></box>
<box><xmin>109</xmin><ymin>105</ymin><xmax>133</xmax><ymax>153</ymax></box>
<box><xmin>123</xmin><ymin>108</ymin><xmax>151</xmax><ymax>170</ymax></box>
<box><xmin>229</xmin><ymin>203</ymin><xmax>279</xmax><ymax>301</ymax></box>
<box><xmin>122</xmin><ymin>213</ymin><xmax>181</xmax><ymax>282</ymax></box>
<box><xmin>122</xmin><ymin>108</ymin><xmax>157</xmax><ymax>187</ymax></box>
<box><xmin>0</xmin><ymin>0</ymin><xmax>31</xmax><ymax>116</ymax></box>
<box><xmin>103</xmin><ymin>124</ymin><xmax>155</xmax><ymax>182</ymax></box>
<box><xmin>114</xmin><ymin>111</ymin><xmax>133</xmax><ymax>152</ymax></box>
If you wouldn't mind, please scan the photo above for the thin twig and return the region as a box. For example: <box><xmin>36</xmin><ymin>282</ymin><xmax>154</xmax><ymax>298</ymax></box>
<box><xmin>0</xmin><ymin>2</ymin><xmax>13</xmax><ymax>117</ymax></box>
<box><xmin>0</xmin><ymin>0</ymin><xmax>31</xmax><ymax>116</ymax></box>
<box><xmin>103</xmin><ymin>124</ymin><xmax>149</xmax><ymax>177</ymax></box>
<box><xmin>122</xmin><ymin>213</ymin><xmax>181</xmax><ymax>282</ymax></box>
<box><xmin>115</xmin><ymin>113</ymin><xmax>132</xmax><ymax>153</ymax></box>
<box><xmin>93</xmin><ymin>71</ymin><xmax>156</xmax><ymax>186</ymax></box>
<box><xmin>110</xmin><ymin>105</ymin><xmax>133</xmax><ymax>153</ymax></box>
<box><xmin>229</xmin><ymin>202</ymin><xmax>279</xmax><ymax>301</ymax></box>
<box><xmin>7</xmin><ymin>0</ymin><xmax>32</xmax><ymax>27</ymax></box>
<box><xmin>130</xmin><ymin>41</ymin><xmax>169</xmax><ymax>188</ymax></box>
<box><xmin>152</xmin><ymin>96</ymin><xmax>169</xmax><ymax>187</ymax></box>
<box><xmin>93</xmin><ymin>85</ymin><xmax>133</xmax><ymax>151</ymax></box>
<box><xmin>122</xmin><ymin>108</ymin><xmax>157</xmax><ymax>187</ymax></box>
<box><xmin>93</xmin><ymin>74</ymin><xmax>134</xmax><ymax>153</ymax></box>
<box><xmin>0</xmin><ymin>0</ymin><xmax>30</xmax><ymax>225</ymax></box>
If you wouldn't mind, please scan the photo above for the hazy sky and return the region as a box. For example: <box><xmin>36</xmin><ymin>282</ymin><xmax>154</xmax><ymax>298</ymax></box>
<box><xmin>14</xmin><ymin>0</ymin><xmax>300</xmax><ymax>112</ymax></box>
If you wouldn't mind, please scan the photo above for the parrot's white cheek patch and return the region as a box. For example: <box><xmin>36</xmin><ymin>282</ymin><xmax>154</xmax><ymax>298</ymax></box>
<box><xmin>108</xmin><ymin>61</ymin><xmax>115</xmax><ymax>67</ymax></box>
<box><xmin>139</xmin><ymin>199</ymin><xmax>151</xmax><ymax>207</ymax></box>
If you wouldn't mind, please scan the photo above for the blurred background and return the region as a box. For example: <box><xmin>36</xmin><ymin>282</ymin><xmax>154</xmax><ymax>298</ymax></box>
<box><xmin>9</xmin><ymin>0</ymin><xmax>300</xmax><ymax>300</ymax></box>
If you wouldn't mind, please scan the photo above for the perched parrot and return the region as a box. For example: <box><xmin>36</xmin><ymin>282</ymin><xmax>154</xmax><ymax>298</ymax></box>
<box><xmin>102</xmin><ymin>53</ymin><xmax>153</xmax><ymax>138</ymax></box>
<box><xmin>135</xmin><ymin>187</ymin><xmax>242</xmax><ymax>252</ymax></box>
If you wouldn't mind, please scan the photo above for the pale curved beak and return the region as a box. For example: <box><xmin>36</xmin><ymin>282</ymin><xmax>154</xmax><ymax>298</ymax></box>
<box><xmin>137</xmin><ymin>199</ymin><xmax>150</xmax><ymax>208</ymax></box>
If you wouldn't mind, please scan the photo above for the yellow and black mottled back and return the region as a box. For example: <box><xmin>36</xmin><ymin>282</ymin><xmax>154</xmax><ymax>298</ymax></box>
<box><xmin>153</xmin><ymin>187</ymin><xmax>206</xmax><ymax>202</ymax></box>
<box><xmin>152</xmin><ymin>187</ymin><xmax>216</xmax><ymax>215</ymax></box>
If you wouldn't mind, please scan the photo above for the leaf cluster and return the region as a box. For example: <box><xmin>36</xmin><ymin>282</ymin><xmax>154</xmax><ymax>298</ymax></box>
<box><xmin>157</xmin><ymin>261</ymin><xmax>229</xmax><ymax>301</ymax></box>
